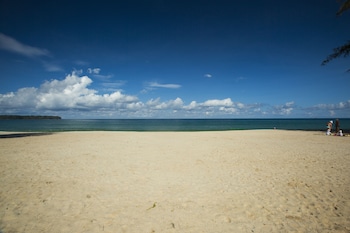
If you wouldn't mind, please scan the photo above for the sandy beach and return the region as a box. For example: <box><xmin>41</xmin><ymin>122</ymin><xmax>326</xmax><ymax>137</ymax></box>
<box><xmin>0</xmin><ymin>130</ymin><xmax>349</xmax><ymax>233</ymax></box>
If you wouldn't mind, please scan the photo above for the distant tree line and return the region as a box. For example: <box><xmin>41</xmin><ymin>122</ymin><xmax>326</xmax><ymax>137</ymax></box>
<box><xmin>0</xmin><ymin>115</ymin><xmax>61</xmax><ymax>120</ymax></box>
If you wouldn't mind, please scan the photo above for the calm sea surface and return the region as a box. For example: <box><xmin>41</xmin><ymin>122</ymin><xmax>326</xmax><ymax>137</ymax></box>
<box><xmin>0</xmin><ymin>119</ymin><xmax>349</xmax><ymax>132</ymax></box>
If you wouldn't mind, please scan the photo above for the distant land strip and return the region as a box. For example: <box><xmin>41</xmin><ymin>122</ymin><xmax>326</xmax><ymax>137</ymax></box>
<box><xmin>0</xmin><ymin>115</ymin><xmax>61</xmax><ymax>120</ymax></box>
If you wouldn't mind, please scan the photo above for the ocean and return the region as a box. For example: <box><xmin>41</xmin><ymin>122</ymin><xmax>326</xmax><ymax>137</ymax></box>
<box><xmin>0</xmin><ymin>118</ymin><xmax>349</xmax><ymax>132</ymax></box>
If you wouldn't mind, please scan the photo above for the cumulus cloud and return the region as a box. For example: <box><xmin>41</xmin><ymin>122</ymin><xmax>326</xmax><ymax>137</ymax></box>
<box><xmin>199</xmin><ymin>98</ymin><xmax>245</xmax><ymax>115</ymax></box>
<box><xmin>0</xmin><ymin>33</ymin><xmax>50</xmax><ymax>57</ymax></box>
<box><xmin>0</xmin><ymin>72</ymin><xmax>248</xmax><ymax>117</ymax></box>
<box><xmin>204</xmin><ymin>74</ymin><xmax>212</xmax><ymax>78</ymax></box>
<box><xmin>147</xmin><ymin>97</ymin><xmax>184</xmax><ymax>110</ymax></box>
<box><xmin>308</xmin><ymin>100</ymin><xmax>350</xmax><ymax>117</ymax></box>
<box><xmin>0</xmin><ymin>71</ymin><xmax>254</xmax><ymax>117</ymax></box>
<box><xmin>273</xmin><ymin>101</ymin><xmax>295</xmax><ymax>115</ymax></box>
<box><xmin>312</xmin><ymin>100</ymin><xmax>350</xmax><ymax>110</ymax></box>
<box><xmin>203</xmin><ymin>98</ymin><xmax>233</xmax><ymax>107</ymax></box>
<box><xmin>1</xmin><ymin>72</ymin><xmax>348</xmax><ymax>118</ymax></box>
<box><xmin>183</xmin><ymin>101</ymin><xmax>198</xmax><ymax>110</ymax></box>
<box><xmin>0</xmin><ymin>72</ymin><xmax>138</xmax><ymax>113</ymax></box>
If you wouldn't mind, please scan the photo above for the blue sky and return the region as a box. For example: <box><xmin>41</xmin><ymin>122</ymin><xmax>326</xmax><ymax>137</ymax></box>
<box><xmin>0</xmin><ymin>0</ymin><xmax>349</xmax><ymax>119</ymax></box>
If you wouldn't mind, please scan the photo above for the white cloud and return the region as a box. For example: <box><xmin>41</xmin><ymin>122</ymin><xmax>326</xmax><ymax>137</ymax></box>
<box><xmin>273</xmin><ymin>101</ymin><xmax>295</xmax><ymax>115</ymax></box>
<box><xmin>1</xmin><ymin>72</ymin><xmax>349</xmax><ymax>118</ymax></box>
<box><xmin>142</xmin><ymin>82</ymin><xmax>182</xmax><ymax>94</ymax></box>
<box><xmin>0</xmin><ymin>87</ymin><xmax>37</xmax><ymax>109</ymax></box>
<box><xmin>236</xmin><ymin>102</ymin><xmax>245</xmax><ymax>108</ymax></box>
<box><xmin>0</xmin><ymin>71</ymin><xmax>262</xmax><ymax>117</ymax></box>
<box><xmin>204</xmin><ymin>74</ymin><xmax>212</xmax><ymax>78</ymax></box>
<box><xmin>87</xmin><ymin>68</ymin><xmax>113</xmax><ymax>80</ymax></box>
<box><xmin>199</xmin><ymin>98</ymin><xmax>244</xmax><ymax>115</ymax></box>
<box><xmin>94</xmin><ymin>74</ymin><xmax>114</xmax><ymax>80</ymax></box>
<box><xmin>0</xmin><ymin>72</ymin><xmax>138</xmax><ymax>112</ymax></box>
<box><xmin>148</xmin><ymin>82</ymin><xmax>181</xmax><ymax>89</ymax></box>
<box><xmin>87</xmin><ymin>68</ymin><xmax>101</xmax><ymax>74</ymax></box>
<box><xmin>313</xmin><ymin>100</ymin><xmax>350</xmax><ymax>110</ymax></box>
<box><xmin>146</xmin><ymin>97</ymin><xmax>183</xmax><ymax>110</ymax></box>
<box><xmin>183</xmin><ymin>101</ymin><xmax>198</xmax><ymax>110</ymax></box>
<box><xmin>203</xmin><ymin>98</ymin><xmax>234</xmax><ymax>107</ymax></box>
<box><xmin>74</xmin><ymin>69</ymin><xmax>84</xmax><ymax>75</ymax></box>
<box><xmin>0</xmin><ymin>33</ymin><xmax>50</xmax><ymax>57</ymax></box>
<box><xmin>285</xmin><ymin>101</ymin><xmax>294</xmax><ymax>107</ymax></box>
<box><xmin>308</xmin><ymin>100</ymin><xmax>350</xmax><ymax>117</ymax></box>
<box><xmin>100</xmin><ymin>81</ymin><xmax>126</xmax><ymax>91</ymax></box>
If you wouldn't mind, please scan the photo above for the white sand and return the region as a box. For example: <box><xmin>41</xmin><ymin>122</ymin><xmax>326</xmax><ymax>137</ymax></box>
<box><xmin>0</xmin><ymin>130</ymin><xmax>349</xmax><ymax>233</ymax></box>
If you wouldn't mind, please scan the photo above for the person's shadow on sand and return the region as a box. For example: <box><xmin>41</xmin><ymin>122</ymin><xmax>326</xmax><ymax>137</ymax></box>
<box><xmin>0</xmin><ymin>133</ymin><xmax>53</xmax><ymax>139</ymax></box>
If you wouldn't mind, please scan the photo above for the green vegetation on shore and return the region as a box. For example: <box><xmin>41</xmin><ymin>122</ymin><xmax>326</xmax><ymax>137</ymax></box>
<box><xmin>0</xmin><ymin>115</ymin><xmax>61</xmax><ymax>120</ymax></box>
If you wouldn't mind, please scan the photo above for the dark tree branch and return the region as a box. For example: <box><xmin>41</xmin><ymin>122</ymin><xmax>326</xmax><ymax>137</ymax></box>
<box><xmin>337</xmin><ymin>0</ymin><xmax>350</xmax><ymax>15</ymax></box>
<box><xmin>322</xmin><ymin>0</ymin><xmax>350</xmax><ymax>71</ymax></box>
<box><xmin>322</xmin><ymin>41</ymin><xmax>350</xmax><ymax>65</ymax></box>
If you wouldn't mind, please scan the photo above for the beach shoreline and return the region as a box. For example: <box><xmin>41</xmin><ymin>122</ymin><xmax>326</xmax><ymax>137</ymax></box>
<box><xmin>1</xmin><ymin>130</ymin><xmax>349</xmax><ymax>232</ymax></box>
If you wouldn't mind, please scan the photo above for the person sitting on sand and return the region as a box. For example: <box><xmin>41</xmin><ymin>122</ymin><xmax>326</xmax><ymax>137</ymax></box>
<box><xmin>337</xmin><ymin>129</ymin><xmax>344</xmax><ymax>136</ymax></box>
<box><xmin>326</xmin><ymin>120</ymin><xmax>333</xmax><ymax>136</ymax></box>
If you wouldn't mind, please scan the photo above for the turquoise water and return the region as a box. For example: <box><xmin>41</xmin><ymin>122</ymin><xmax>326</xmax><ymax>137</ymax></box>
<box><xmin>0</xmin><ymin>118</ymin><xmax>349</xmax><ymax>132</ymax></box>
